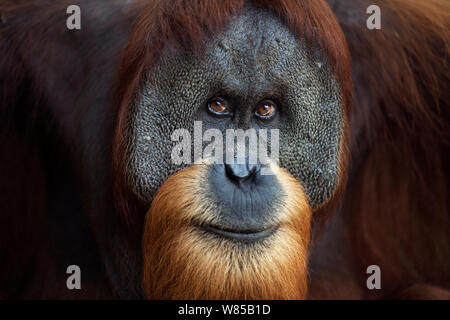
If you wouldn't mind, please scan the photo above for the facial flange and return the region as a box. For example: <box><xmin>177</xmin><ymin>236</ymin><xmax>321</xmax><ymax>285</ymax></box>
<box><xmin>124</xmin><ymin>5</ymin><xmax>343</xmax><ymax>212</ymax></box>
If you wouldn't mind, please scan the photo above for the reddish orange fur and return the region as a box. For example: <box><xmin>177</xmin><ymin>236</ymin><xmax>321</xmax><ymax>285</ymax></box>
<box><xmin>1</xmin><ymin>0</ymin><xmax>448</xmax><ymax>300</ymax></box>
<box><xmin>142</xmin><ymin>164</ymin><xmax>311</xmax><ymax>299</ymax></box>
<box><xmin>392</xmin><ymin>284</ymin><xmax>450</xmax><ymax>300</ymax></box>
<box><xmin>308</xmin><ymin>0</ymin><xmax>450</xmax><ymax>299</ymax></box>
<box><xmin>346</xmin><ymin>0</ymin><xmax>450</xmax><ymax>297</ymax></box>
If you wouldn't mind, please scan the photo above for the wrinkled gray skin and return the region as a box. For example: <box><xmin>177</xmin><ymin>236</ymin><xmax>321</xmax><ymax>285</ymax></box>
<box><xmin>125</xmin><ymin>6</ymin><xmax>343</xmax><ymax>209</ymax></box>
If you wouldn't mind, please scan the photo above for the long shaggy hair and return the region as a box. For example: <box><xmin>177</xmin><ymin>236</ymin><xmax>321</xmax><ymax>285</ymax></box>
<box><xmin>142</xmin><ymin>164</ymin><xmax>312</xmax><ymax>299</ymax></box>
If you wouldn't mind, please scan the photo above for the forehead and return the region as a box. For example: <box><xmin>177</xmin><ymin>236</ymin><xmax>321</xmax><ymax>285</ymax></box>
<box><xmin>207</xmin><ymin>7</ymin><xmax>299</xmax><ymax>64</ymax></box>
<box><xmin>203</xmin><ymin>7</ymin><xmax>327</xmax><ymax>94</ymax></box>
<box><xmin>152</xmin><ymin>6</ymin><xmax>331</xmax><ymax>96</ymax></box>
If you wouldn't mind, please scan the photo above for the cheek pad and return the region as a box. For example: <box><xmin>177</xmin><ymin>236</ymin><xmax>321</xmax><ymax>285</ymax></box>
<box><xmin>278</xmin><ymin>62</ymin><xmax>343</xmax><ymax>209</ymax></box>
<box><xmin>124</xmin><ymin>57</ymin><xmax>214</xmax><ymax>202</ymax></box>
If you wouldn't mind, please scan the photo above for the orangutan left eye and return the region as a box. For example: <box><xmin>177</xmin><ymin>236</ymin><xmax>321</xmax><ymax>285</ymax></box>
<box><xmin>255</xmin><ymin>100</ymin><xmax>277</xmax><ymax>119</ymax></box>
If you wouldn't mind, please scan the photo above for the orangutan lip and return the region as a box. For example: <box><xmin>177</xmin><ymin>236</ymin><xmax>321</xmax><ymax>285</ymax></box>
<box><xmin>201</xmin><ymin>224</ymin><xmax>277</xmax><ymax>241</ymax></box>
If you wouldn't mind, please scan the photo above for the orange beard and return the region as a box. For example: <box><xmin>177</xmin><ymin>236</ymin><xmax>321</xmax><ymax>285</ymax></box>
<box><xmin>142</xmin><ymin>164</ymin><xmax>312</xmax><ymax>299</ymax></box>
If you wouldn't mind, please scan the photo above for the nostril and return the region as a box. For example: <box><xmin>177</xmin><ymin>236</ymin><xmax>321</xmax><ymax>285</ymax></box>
<box><xmin>246</xmin><ymin>163</ymin><xmax>260</xmax><ymax>177</ymax></box>
<box><xmin>225</xmin><ymin>163</ymin><xmax>260</xmax><ymax>183</ymax></box>
<box><xmin>225</xmin><ymin>163</ymin><xmax>245</xmax><ymax>182</ymax></box>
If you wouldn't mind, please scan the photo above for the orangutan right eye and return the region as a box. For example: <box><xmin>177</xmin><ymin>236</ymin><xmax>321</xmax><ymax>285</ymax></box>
<box><xmin>207</xmin><ymin>98</ymin><xmax>232</xmax><ymax>116</ymax></box>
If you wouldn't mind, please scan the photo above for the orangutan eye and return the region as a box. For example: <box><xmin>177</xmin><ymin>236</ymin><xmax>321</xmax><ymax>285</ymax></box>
<box><xmin>207</xmin><ymin>98</ymin><xmax>231</xmax><ymax>116</ymax></box>
<box><xmin>255</xmin><ymin>100</ymin><xmax>277</xmax><ymax>119</ymax></box>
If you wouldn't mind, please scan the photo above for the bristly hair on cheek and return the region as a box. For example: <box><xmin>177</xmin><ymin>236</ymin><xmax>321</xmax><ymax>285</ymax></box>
<box><xmin>142</xmin><ymin>164</ymin><xmax>312</xmax><ymax>299</ymax></box>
